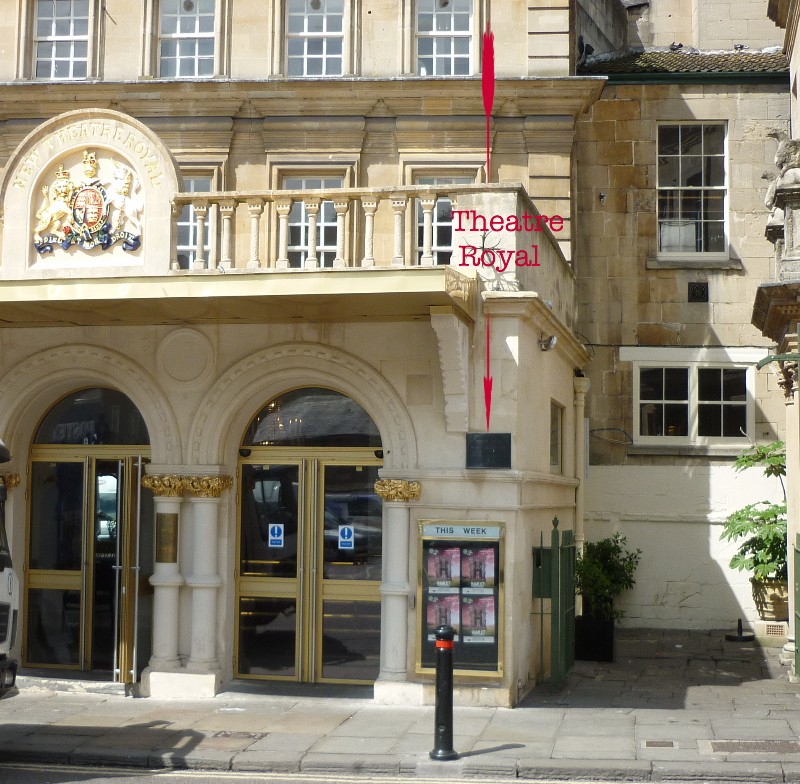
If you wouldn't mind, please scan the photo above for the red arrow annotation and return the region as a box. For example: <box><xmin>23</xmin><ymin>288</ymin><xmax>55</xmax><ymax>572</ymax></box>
<box><xmin>482</xmin><ymin>23</ymin><xmax>495</xmax><ymax>431</ymax></box>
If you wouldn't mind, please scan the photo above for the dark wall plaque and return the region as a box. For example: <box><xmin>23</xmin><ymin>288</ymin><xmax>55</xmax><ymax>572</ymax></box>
<box><xmin>466</xmin><ymin>433</ymin><xmax>511</xmax><ymax>469</ymax></box>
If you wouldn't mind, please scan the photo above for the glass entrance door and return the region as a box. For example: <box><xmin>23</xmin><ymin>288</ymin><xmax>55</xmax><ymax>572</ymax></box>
<box><xmin>25</xmin><ymin>454</ymin><xmax>153</xmax><ymax>682</ymax></box>
<box><xmin>236</xmin><ymin>452</ymin><xmax>383</xmax><ymax>683</ymax></box>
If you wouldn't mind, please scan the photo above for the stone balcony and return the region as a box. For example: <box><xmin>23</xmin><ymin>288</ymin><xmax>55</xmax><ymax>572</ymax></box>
<box><xmin>0</xmin><ymin>184</ymin><xmax>575</xmax><ymax>330</ymax></box>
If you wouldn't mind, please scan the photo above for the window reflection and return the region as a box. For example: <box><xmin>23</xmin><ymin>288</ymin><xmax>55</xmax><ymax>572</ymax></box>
<box><xmin>243</xmin><ymin>388</ymin><xmax>380</xmax><ymax>448</ymax></box>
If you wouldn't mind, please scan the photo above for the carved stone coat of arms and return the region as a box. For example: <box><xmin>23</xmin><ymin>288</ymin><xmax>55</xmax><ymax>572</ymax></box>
<box><xmin>33</xmin><ymin>150</ymin><xmax>143</xmax><ymax>254</ymax></box>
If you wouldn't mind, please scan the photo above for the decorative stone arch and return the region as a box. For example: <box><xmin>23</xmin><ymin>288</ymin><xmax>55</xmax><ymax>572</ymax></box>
<box><xmin>0</xmin><ymin>108</ymin><xmax>182</xmax><ymax>278</ymax></box>
<box><xmin>188</xmin><ymin>342</ymin><xmax>418</xmax><ymax>471</ymax></box>
<box><xmin>0</xmin><ymin>344</ymin><xmax>181</xmax><ymax>464</ymax></box>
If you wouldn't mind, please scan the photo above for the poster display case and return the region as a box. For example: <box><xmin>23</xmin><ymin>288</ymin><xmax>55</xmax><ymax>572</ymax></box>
<box><xmin>417</xmin><ymin>521</ymin><xmax>503</xmax><ymax>675</ymax></box>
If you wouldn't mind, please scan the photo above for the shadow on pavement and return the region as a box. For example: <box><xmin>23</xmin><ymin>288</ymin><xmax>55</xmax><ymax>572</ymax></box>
<box><xmin>521</xmin><ymin>627</ymin><xmax>788</xmax><ymax>710</ymax></box>
<box><xmin>0</xmin><ymin>718</ymin><xmax>205</xmax><ymax>769</ymax></box>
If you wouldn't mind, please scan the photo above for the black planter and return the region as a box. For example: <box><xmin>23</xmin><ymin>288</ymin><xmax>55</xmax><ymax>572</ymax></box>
<box><xmin>575</xmin><ymin>616</ymin><xmax>615</xmax><ymax>662</ymax></box>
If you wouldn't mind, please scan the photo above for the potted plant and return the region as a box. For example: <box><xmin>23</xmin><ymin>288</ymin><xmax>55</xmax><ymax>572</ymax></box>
<box><xmin>720</xmin><ymin>441</ymin><xmax>788</xmax><ymax>621</ymax></box>
<box><xmin>575</xmin><ymin>533</ymin><xmax>641</xmax><ymax>662</ymax></box>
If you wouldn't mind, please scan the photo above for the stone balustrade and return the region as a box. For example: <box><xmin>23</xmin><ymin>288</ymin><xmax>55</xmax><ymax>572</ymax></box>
<box><xmin>170</xmin><ymin>183</ymin><xmax>567</xmax><ymax>273</ymax></box>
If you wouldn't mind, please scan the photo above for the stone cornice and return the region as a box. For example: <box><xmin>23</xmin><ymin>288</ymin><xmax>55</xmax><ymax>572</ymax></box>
<box><xmin>0</xmin><ymin>78</ymin><xmax>605</xmax><ymax>126</ymax></box>
<box><xmin>375</xmin><ymin>479</ymin><xmax>422</xmax><ymax>502</ymax></box>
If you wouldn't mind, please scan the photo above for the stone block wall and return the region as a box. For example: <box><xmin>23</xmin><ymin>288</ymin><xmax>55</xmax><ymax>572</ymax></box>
<box><xmin>575</xmin><ymin>82</ymin><xmax>788</xmax><ymax>467</ymax></box>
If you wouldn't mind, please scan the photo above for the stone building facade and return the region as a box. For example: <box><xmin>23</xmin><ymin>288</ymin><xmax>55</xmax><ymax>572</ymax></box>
<box><xmin>576</xmin><ymin>2</ymin><xmax>789</xmax><ymax>630</ymax></box>
<box><xmin>0</xmin><ymin>0</ymin><xmax>600</xmax><ymax>706</ymax></box>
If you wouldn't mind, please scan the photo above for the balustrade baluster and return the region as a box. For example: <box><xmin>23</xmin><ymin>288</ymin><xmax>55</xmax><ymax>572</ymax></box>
<box><xmin>361</xmin><ymin>197</ymin><xmax>378</xmax><ymax>267</ymax></box>
<box><xmin>333</xmin><ymin>198</ymin><xmax>349</xmax><ymax>267</ymax></box>
<box><xmin>219</xmin><ymin>200</ymin><xmax>235</xmax><ymax>270</ymax></box>
<box><xmin>391</xmin><ymin>195</ymin><xmax>407</xmax><ymax>267</ymax></box>
<box><xmin>193</xmin><ymin>201</ymin><xmax>208</xmax><ymax>270</ymax></box>
<box><xmin>246</xmin><ymin>199</ymin><xmax>264</xmax><ymax>269</ymax></box>
<box><xmin>305</xmin><ymin>198</ymin><xmax>320</xmax><ymax>269</ymax></box>
<box><xmin>276</xmin><ymin>198</ymin><xmax>292</xmax><ymax>269</ymax></box>
<box><xmin>419</xmin><ymin>195</ymin><xmax>436</xmax><ymax>266</ymax></box>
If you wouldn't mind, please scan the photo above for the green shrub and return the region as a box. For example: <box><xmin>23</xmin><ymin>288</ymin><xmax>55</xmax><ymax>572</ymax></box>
<box><xmin>576</xmin><ymin>533</ymin><xmax>641</xmax><ymax>620</ymax></box>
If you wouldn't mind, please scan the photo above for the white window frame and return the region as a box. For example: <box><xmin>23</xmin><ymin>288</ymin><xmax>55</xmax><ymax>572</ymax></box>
<box><xmin>285</xmin><ymin>0</ymin><xmax>345</xmax><ymax>77</ymax></box>
<box><xmin>550</xmin><ymin>400</ymin><xmax>563</xmax><ymax>474</ymax></box>
<box><xmin>656</xmin><ymin>122</ymin><xmax>728</xmax><ymax>262</ymax></box>
<box><xmin>283</xmin><ymin>174</ymin><xmax>344</xmax><ymax>268</ymax></box>
<box><xmin>621</xmin><ymin>347</ymin><xmax>763</xmax><ymax>447</ymax></box>
<box><xmin>415</xmin><ymin>174</ymin><xmax>474</xmax><ymax>265</ymax></box>
<box><xmin>176</xmin><ymin>171</ymin><xmax>218</xmax><ymax>269</ymax></box>
<box><xmin>31</xmin><ymin>0</ymin><xmax>94</xmax><ymax>81</ymax></box>
<box><xmin>415</xmin><ymin>0</ymin><xmax>474</xmax><ymax>76</ymax></box>
<box><xmin>158</xmin><ymin>0</ymin><xmax>217</xmax><ymax>78</ymax></box>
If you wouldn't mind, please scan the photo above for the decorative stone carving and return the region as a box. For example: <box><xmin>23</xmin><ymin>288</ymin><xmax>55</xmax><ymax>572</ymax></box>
<box><xmin>183</xmin><ymin>475</ymin><xmax>233</xmax><ymax>498</ymax></box>
<box><xmin>430</xmin><ymin>307</ymin><xmax>470</xmax><ymax>433</ymax></box>
<box><xmin>375</xmin><ymin>478</ymin><xmax>421</xmax><ymax>502</ymax></box>
<box><xmin>0</xmin><ymin>473</ymin><xmax>20</xmax><ymax>489</ymax></box>
<box><xmin>142</xmin><ymin>474</ymin><xmax>185</xmax><ymax>497</ymax></box>
<box><xmin>778</xmin><ymin>360</ymin><xmax>798</xmax><ymax>399</ymax></box>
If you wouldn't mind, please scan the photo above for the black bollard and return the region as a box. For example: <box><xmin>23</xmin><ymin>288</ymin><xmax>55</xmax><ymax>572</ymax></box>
<box><xmin>429</xmin><ymin>624</ymin><xmax>459</xmax><ymax>761</ymax></box>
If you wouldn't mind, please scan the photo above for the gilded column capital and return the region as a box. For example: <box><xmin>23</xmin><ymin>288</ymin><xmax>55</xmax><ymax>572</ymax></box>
<box><xmin>0</xmin><ymin>473</ymin><xmax>21</xmax><ymax>489</ymax></box>
<box><xmin>142</xmin><ymin>474</ymin><xmax>185</xmax><ymax>497</ymax></box>
<box><xmin>183</xmin><ymin>475</ymin><xmax>234</xmax><ymax>498</ymax></box>
<box><xmin>374</xmin><ymin>479</ymin><xmax>421</xmax><ymax>503</ymax></box>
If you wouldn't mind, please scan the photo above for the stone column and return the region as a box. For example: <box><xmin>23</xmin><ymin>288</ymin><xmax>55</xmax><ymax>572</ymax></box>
<box><xmin>374</xmin><ymin>479</ymin><xmax>421</xmax><ymax>684</ymax></box>
<box><xmin>183</xmin><ymin>475</ymin><xmax>232</xmax><ymax>682</ymax></box>
<box><xmin>141</xmin><ymin>474</ymin><xmax>185</xmax><ymax>670</ymax></box>
<box><xmin>779</xmin><ymin>360</ymin><xmax>798</xmax><ymax>674</ymax></box>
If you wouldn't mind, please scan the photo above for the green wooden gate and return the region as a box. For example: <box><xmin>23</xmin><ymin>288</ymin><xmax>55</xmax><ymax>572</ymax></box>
<box><xmin>532</xmin><ymin>516</ymin><xmax>576</xmax><ymax>688</ymax></box>
<box><xmin>795</xmin><ymin>534</ymin><xmax>800</xmax><ymax>677</ymax></box>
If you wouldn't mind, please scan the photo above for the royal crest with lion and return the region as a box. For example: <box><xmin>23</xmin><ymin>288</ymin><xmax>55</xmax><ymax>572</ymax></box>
<box><xmin>33</xmin><ymin>150</ymin><xmax>143</xmax><ymax>254</ymax></box>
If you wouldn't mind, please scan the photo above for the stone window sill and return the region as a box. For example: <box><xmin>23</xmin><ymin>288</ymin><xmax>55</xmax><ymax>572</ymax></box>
<box><xmin>646</xmin><ymin>256</ymin><xmax>743</xmax><ymax>270</ymax></box>
<box><xmin>627</xmin><ymin>444</ymin><xmax>743</xmax><ymax>458</ymax></box>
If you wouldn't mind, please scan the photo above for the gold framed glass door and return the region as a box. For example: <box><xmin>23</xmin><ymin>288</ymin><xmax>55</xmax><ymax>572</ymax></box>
<box><xmin>236</xmin><ymin>449</ymin><xmax>383</xmax><ymax>683</ymax></box>
<box><xmin>24</xmin><ymin>452</ymin><xmax>153</xmax><ymax>682</ymax></box>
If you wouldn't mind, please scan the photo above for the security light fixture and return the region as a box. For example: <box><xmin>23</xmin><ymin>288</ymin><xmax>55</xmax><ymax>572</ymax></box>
<box><xmin>538</xmin><ymin>335</ymin><xmax>557</xmax><ymax>352</ymax></box>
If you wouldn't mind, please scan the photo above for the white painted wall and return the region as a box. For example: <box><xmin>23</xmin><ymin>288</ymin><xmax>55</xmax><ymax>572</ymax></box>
<box><xmin>585</xmin><ymin>464</ymin><xmax>785</xmax><ymax>628</ymax></box>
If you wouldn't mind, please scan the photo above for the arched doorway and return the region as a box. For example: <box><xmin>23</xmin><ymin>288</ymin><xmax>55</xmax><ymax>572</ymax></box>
<box><xmin>236</xmin><ymin>387</ymin><xmax>384</xmax><ymax>684</ymax></box>
<box><xmin>24</xmin><ymin>388</ymin><xmax>153</xmax><ymax>683</ymax></box>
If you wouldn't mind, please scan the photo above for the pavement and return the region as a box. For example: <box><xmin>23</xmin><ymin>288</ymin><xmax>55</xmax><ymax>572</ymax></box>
<box><xmin>2</xmin><ymin>628</ymin><xmax>800</xmax><ymax>782</ymax></box>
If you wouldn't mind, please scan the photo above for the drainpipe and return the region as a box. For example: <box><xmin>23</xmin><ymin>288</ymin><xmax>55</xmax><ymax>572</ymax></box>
<box><xmin>573</xmin><ymin>374</ymin><xmax>590</xmax><ymax>553</ymax></box>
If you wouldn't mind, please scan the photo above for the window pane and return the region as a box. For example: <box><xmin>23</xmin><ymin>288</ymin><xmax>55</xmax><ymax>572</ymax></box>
<box><xmin>680</xmin><ymin>126</ymin><xmax>703</xmax><ymax>155</ymax></box>
<box><xmin>658</xmin><ymin>125</ymin><xmax>680</xmax><ymax>155</ymax></box>
<box><xmin>681</xmin><ymin>156</ymin><xmax>702</xmax><ymax>188</ymax></box>
<box><xmin>26</xmin><ymin>589</ymin><xmax>80</xmax><ymax>666</ymax></box>
<box><xmin>703</xmin><ymin>192</ymin><xmax>725</xmax><ymax>220</ymax></box>
<box><xmin>698</xmin><ymin>403</ymin><xmax>721</xmax><ymax>436</ymax></box>
<box><xmin>240</xmin><ymin>464</ymin><xmax>299</xmax><ymax>578</ymax></box>
<box><xmin>704</xmin><ymin>156</ymin><xmax>724</xmax><ymax>187</ymax></box>
<box><xmin>640</xmin><ymin>368</ymin><xmax>663</xmax><ymax>400</ymax></box>
<box><xmin>680</xmin><ymin>193</ymin><xmax>701</xmax><ymax>221</ymax></box>
<box><xmin>703</xmin><ymin>125</ymin><xmax>725</xmax><ymax>156</ymax></box>
<box><xmin>723</xmin><ymin>405</ymin><xmax>746</xmax><ymax>437</ymax></box>
<box><xmin>663</xmin><ymin>404</ymin><xmax>688</xmax><ymax>436</ymax></box>
<box><xmin>640</xmin><ymin>403</ymin><xmax>662</xmax><ymax>436</ymax></box>
<box><xmin>30</xmin><ymin>462</ymin><xmax>84</xmax><ymax>570</ymax></box>
<box><xmin>698</xmin><ymin>368</ymin><xmax>721</xmax><ymax>401</ymax></box>
<box><xmin>238</xmin><ymin>596</ymin><xmax>297</xmax><ymax>677</ymax></box>
<box><xmin>703</xmin><ymin>222</ymin><xmax>725</xmax><ymax>252</ymax></box>
<box><xmin>321</xmin><ymin>600</ymin><xmax>380</xmax><ymax>681</ymax></box>
<box><xmin>664</xmin><ymin>368</ymin><xmax>688</xmax><ymax>400</ymax></box>
<box><xmin>657</xmin><ymin>157</ymin><xmax>680</xmax><ymax>188</ymax></box>
<box><xmin>722</xmin><ymin>368</ymin><xmax>746</xmax><ymax>401</ymax></box>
